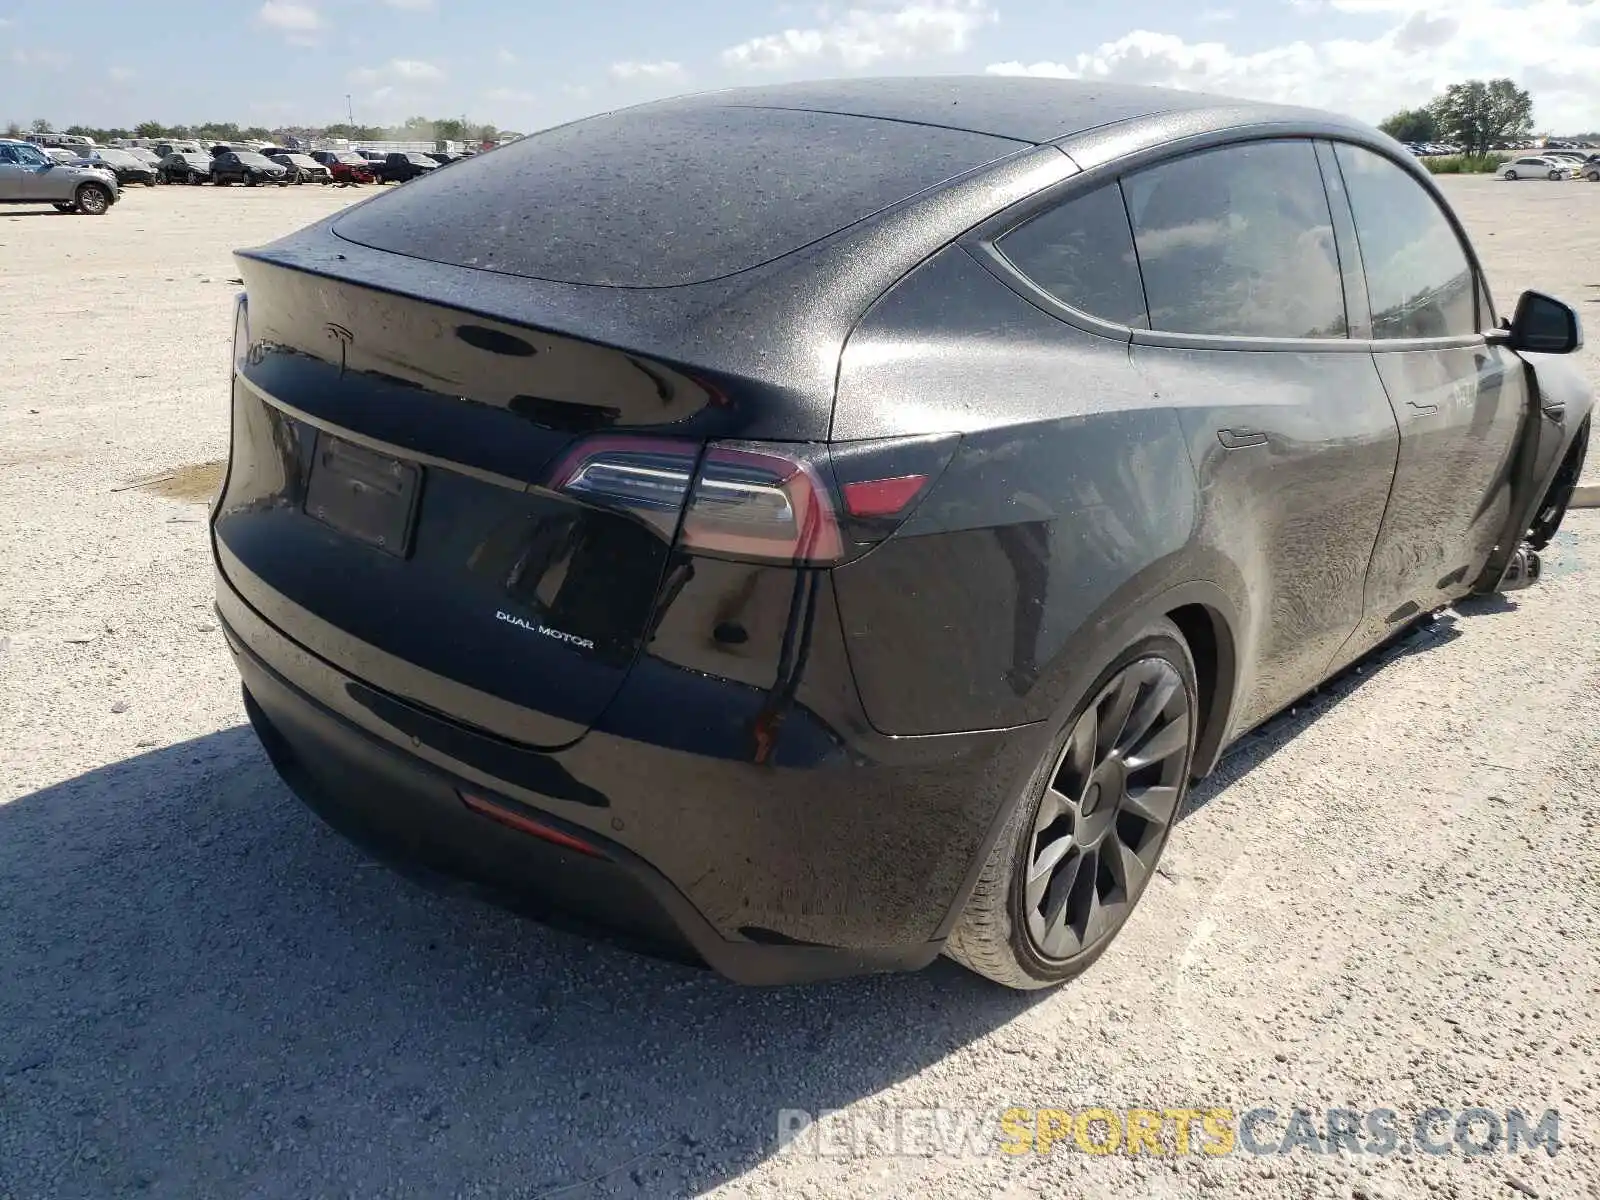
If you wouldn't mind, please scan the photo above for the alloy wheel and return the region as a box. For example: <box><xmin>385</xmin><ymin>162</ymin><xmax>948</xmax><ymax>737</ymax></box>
<box><xmin>78</xmin><ymin>186</ymin><xmax>108</xmax><ymax>215</ymax></box>
<box><xmin>1022</xmin><ymin>656</ymin><xmax>1190</xmax><ymax>961</ymax></box>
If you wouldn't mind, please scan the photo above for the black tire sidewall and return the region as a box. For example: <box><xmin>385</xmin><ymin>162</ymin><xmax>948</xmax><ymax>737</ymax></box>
<box><xmin>1003</xmin><ymin>623</ymin><xmax>1198</xmax><ymax>985</ymax></box>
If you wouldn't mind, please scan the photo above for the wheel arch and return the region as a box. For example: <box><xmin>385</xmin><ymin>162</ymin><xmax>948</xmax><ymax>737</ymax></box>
<box><xmin>930</xmin><ymin>575</ymin><xmax>1247</xmax><ymax>944</ymax></box>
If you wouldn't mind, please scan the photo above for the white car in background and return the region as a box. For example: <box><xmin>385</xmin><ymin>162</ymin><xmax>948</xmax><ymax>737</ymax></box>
<box><xmin>1503</xmin><ymin>155</ymin><xmax>1577</xmax><ymax>180</ymax></box>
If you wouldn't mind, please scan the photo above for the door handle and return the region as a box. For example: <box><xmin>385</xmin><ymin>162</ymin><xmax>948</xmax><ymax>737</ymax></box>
<box><xmin>1407</xmin><ymin>400</ymin><xmax>1440</xmax><ymax>416</ymax></box>
<box><xmin>1217</xmin><ymin>428</ymin><xmax>1269</xmax><ymax>449</ymax></box>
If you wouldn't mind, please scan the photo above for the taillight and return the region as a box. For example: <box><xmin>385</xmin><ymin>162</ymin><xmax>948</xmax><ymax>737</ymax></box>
<box><xmin>549</xmin><ymin>436</ymin><xmax>698</xmax><ymax>536</ymax></box>
<box><xmin>680</xmin><ymin>443</ymin><xmax>843</xmax><ymax>565</ymax></box>
<box><xmin>551</xmin><ymin>432</ymin><xmax>959</xmax><ymax>565</ymax></box>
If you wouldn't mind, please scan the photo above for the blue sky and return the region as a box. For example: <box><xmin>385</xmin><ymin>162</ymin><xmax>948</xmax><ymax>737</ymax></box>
<box><xmin>3</xmin><ymin>0</ymin><xmax>1598</xmax><ymax>133</ymax></box>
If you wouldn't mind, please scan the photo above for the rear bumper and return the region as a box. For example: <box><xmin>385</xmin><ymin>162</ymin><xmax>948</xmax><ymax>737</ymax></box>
<box><xmin>217</xmin><ymin>569</ymin><xmax>1044</xmax><ymax>984</ymax></box>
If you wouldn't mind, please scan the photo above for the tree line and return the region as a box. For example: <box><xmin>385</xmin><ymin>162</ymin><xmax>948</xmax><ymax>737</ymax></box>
<box><xmin>1379</xmin><ymin>79</ymin><xmax>1536</xmax><ymax>155</ymax></box>
<box><xmin>5</xmin><ymin>114</ymin><xmax>511</xmax><ymax>145</ymax></box>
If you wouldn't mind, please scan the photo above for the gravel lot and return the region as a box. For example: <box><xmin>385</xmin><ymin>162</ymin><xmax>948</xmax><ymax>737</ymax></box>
<box><xmin>2</xmin><ymin>177</ymin><xmax>1598</xmax><ymax>1200</ymax></box>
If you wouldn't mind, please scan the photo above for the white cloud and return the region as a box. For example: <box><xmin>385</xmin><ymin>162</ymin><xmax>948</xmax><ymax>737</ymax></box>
<box><xmin>1200</xmin><ymin>7</ymin><xmax>1238</xmax><ymax>20</ymax></box>
<box><xmin>0</xmin><ymin>17</ymin><xmax>14</xmax><ymax>29</ymax></box>
<box><xmin>10</xmin><ymin>47</ymin><xmax>70</xmax><ymax>70</ymax></box>
<box><xmin>496</xmin><ymin>49</ymin><xmax>518</xmax><ymax>65</ymax></box>
<box><xmin>390</xmin><ymin>58</ymin><xmax>444</xmax><ymax>80</ymax></box>
<box><xmin>350</xmin><ymin>58</ymin><xmax>444</xmax><ymax>85</ymax></box>
<box><xmin>484</xmin><ymin>87</ymin><xmax>537</xmax><ymax>103</ymax></box>
<box><xmin>256</xmin><ymin>1</ymin><xmax>321</xmax><ymax>32</ymax></box>
<box><xmin>985</xmin><ymin>0</ymin><xmax>1600</xmax><ymax>131</ymax></box>
<box><xmin>383</xmin><ymin>0</ymin><xmax>435</xmax><ymax>8</ymax></box>
<box><xmin>722</xmin><ymin>0</ymin><xmax>997</xmax><ymax>70</ymax></box>
<box><xmin>108</xmin><ymin>66</ymin><xmax>136</xmax><ymax>82</ymax></box>
<box><xmin>609</xmin><ymin>60</ymin><xmax>687</xmax><ymax>81</ymax></box>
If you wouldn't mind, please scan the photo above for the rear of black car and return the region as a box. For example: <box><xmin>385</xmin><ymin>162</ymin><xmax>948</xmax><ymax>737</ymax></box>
<box><xmin>213</xmin><ymin>102</ymin><xmax>1050</xmax><ymax>981</ymax></box>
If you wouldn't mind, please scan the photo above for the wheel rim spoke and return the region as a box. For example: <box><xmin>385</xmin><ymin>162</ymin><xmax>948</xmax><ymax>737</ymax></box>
<box><xmin>1119</xmin><ymin>668</ymin><xmax>1179</xmax><ymax>754</ymax></box>
<box><xmin>1122</xmin><ymin>783</ymin><xmax>1180</xmax><ymax>826</ymax></box>
<box><xmin>1096</xmin><ymin>663</ymin><xmax>1145</xmax><ymax>754</ymax></box>
<box><xmin>1125</xmin><ymin>711</ymin><xmax>1189</xmax><ymax>770</ymax></box>
<box><xmin>1062</xmin><ymin>706</ymin><xmax>1097</xmax><ymax>782</ymax></box>
<box><xmin>1025</xmin><ymin>835</ymin><xmax>1072</xmax><ymax>910</ymax></box>
<box><xmin>1040</xmin><ymin>850</ymin><xmax>1088</xmax><ymax>957</ymax></box>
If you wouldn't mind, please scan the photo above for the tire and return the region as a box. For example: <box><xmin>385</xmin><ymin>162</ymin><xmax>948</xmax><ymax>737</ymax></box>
<box><xmin>944</xmin><ymin>618</ymin><xmax>1199</xmax><ymax>989</ymax></box>
<box><xmin>1504</xmin><ymin>169</ymin><xmax>1517</xmax><ymax>180</ymax></box>
<box><xmin>215</xmin><ymin>177</ymin><xmax>230</xmax><ymax>186</ymax></box>
<box><xmin>1549</xmin><ymin>169</ymin><xmax>1563</xmax><ymax>181</ymax></box>
<box><xmin>74</xmin><ymin>183</ymin><xmax>111</xmax><ymax>216</ymax></box>
<box><xmin>191</xmin><ymin>172</ymin><xmax>205</xmax><ymax>186</ymax></box>
<box><xmin>246</xmin><ymin>175</ymin><xmax>258</xmax><ymax>187</ymax></box>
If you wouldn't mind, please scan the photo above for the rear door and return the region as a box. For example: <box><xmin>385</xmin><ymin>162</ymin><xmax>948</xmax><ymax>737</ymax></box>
<box><xmin>1119</xmin><ymin>139</ymin><xmax>1402</xmax><ymax>732</ymax></box>
<box><xmin>1328</xmin><ymin>142</ymin><xmax>1528</xmax><ymax>645</ymax></box>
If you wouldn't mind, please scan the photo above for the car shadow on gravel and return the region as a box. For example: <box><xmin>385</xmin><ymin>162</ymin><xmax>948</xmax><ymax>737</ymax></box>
<box><xmin>1182</xmin><ymin>610</ymin><xmax>1469</xmax><ymax>815</ymax></box>
<box><xmin>0</xmin><ymin>727</ymin><xmax>1049</xmax><ymax>1198</ymax></box>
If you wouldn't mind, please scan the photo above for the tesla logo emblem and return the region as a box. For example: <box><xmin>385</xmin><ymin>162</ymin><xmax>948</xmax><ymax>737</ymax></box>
<box><xmin>325</xmin><ymin>323</ymin><xmax>353</xmax><ymax>374</ymax></box>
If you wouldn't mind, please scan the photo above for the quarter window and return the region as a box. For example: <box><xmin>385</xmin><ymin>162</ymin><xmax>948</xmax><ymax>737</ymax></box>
<box><xmin>1334</xmin><ymin>144</ymin><xmax>1477</xmax><ymax>340</ymax></box>
<box><xmin>1122</xmin><ymin>140</ymin><xmax>1348</xmax><ymax>339</ymax></box>
<box><xmin>995</xmin><ymin>183</ymin><xmax>1148</xmax><ymax>328</ymax></box>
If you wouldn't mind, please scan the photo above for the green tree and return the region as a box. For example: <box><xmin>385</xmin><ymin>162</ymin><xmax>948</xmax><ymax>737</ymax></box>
<box><xmin>4</xmin><ymin>121</ymin><xmax>22</xmax><ymax>137</ymax></box>
<box><xmin>30</xmin><ymin>117</ymin><xmax>51</xmax><ymax>134</ymax></box>
<box><xmin>135</xmin><ymin>120</ymin><xmax>167</xmax><ymax>139</ymax></box>
<box><xmin>1379</xmin><ymin>107</ymin><xmax>1438</xmax><ymax>143</ymax></box>
<box><xmin>1429</xmin><ymin>78</ymin><xmax>1533</xmax><ymax>155</ymax></box>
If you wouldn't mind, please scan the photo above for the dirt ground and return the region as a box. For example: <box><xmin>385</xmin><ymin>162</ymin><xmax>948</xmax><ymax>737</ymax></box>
<box><xmin>1</xmin><ymin>177</ymin><xmax>1597</xmax><ymax>1199</ymax></box>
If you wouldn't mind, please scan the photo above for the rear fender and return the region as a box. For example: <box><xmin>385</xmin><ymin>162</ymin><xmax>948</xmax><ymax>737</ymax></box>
<box><xmin>931</xmin><ymin>570</ymin><xmax>1246</xmax><ymax>941</ymax></box>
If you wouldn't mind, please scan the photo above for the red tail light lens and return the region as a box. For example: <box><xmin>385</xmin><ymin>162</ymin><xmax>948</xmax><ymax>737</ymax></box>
<box><xmin>841</xmin><ymin>474</ymin><xmax>930</xmax><ymax>518</ymax></box>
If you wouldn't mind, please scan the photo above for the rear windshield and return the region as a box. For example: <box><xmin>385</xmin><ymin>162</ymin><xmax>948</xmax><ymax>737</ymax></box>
<box><xmin>332</xmin><ymin>105</ymin><xmax>1022</xmax><ymax>287</ymax></box>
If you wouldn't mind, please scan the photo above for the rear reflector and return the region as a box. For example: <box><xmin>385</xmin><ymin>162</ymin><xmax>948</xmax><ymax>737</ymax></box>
<box><xmin>842</xmin><ymin>474</ymin><xmax>929</xmax><ymax>518</ymax></box>
<box><xmin>459</xmin><ymin>792</ymin><xmax>608</xmax><ymax>858</ymax></box>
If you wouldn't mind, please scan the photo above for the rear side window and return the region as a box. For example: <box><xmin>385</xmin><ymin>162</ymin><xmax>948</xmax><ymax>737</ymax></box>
<box><xmin>995</xmin><ymin>184</ymin><xmax>1148</xmax><ymax>328</ymax></box>
<box><xmin>333</xmin><ymin>105</ymin><xmax>1022</xmax><ymax>287</ymax></box>
<box><xmin>1123</xmin><ymin>140</ymin><xmax>1348</xmax><ymax>339</ymax></box>
<box><xmin>1334</xmin><ymin>144</ymin><xmax>1476</xmax><ymax>340</ymax></box>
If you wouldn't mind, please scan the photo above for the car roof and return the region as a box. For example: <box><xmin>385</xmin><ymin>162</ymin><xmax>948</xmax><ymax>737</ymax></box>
<box><xmin>654</xmin><ymin>75</ymin><xmax>1329</xmax><ymax>145</ymax></box>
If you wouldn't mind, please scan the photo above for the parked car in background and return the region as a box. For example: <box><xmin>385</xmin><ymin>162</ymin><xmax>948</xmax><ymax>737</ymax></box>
<box><xmin>310</xmin><ymin>149</ymin><xmax>376</xmax><ymax>185</ymax></box>
<box><xmin>160</xmin><ymin>151</ymin><xmax>216</xmax><ymax>185</ymax></box>
<box><xmin>352</xmin><ymin>150</ymin><xmax>388</xmax><ymax>170</ymax></box>
<box><xmin>212</xmin><ymin>150</ymin><xmax>290</xmax><ymax>186</ymax></box>
<box><xmin>1503</xmin><ymin>155</ymin><xmax>1577</xmax><ymax>180</ymax></box>
<box><xmin>76</xmin><ymin>148</ymin><xmax>158</xmax><ymax>187</ymax></box>
<box><xmin>155</xmin><ymin>141</ymin><xmax>204</xmax><ymax>158</ymax></box>
<box><xmin>376</xmin><ymin>152</ymin><xmax>438</xmax><ymax>183</ymax></box>
<box><xmin>218</xmin><ymin>78</ymin><xmax>1592</xmax><ymax>990</ymax></box>
<box><xmin>123</xmin><ymin>146</ymin><xmax>163</xmax><ymax>171</ymax></box>
<box><xmin>0</xmin><ymin>137</ymin><xmax>118</xmax><ymax>213</ymax></box>
<box><xmin>267</xmin><ymin>152</ymin><xmax>333</xmax><ymax>185</ymax></box>
<box><xmin>44</xmin><ymin>147</ymin><xmax>79</xmax><ymax>164</ymax></box>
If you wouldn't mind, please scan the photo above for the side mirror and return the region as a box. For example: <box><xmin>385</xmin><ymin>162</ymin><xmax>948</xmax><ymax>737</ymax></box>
<box><xmin>1500</xmin><ymin>290</ymin><xmax>1583</xmax><ymax>354</ymax></box>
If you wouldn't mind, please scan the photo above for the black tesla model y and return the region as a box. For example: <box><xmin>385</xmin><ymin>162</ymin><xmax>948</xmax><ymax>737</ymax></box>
<box><xmin>213</xmin><ymin>77</ymin><xmax>1591</xmax><ymax>988</ymax></box>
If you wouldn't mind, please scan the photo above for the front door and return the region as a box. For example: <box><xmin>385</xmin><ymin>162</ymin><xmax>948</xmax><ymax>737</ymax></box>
<box><xmin>1329</xmin><ymin>143</ymin><xmax>1529</xmax><ymax>654</ymax></box>
<box><xmin>0</xmin><ymin>144</ymin><xmax>24</xmax><ymax>199</ymax></box>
